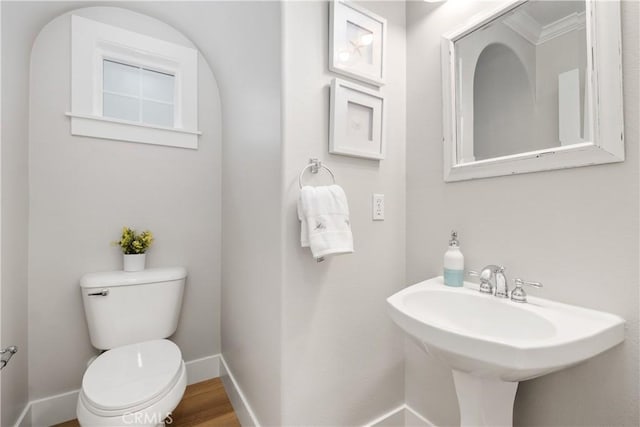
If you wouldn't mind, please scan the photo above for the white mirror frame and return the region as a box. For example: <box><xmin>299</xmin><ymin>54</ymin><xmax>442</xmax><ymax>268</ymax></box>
<box><xmin>441</xmin><ymin>0</ymin><xmax>624</xmax><ymax>182</ymax></box>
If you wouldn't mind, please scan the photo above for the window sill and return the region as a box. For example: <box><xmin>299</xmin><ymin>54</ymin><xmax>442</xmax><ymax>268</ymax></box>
<box><xmin>66</xmin><ymin>113</ymin><xmax>201</xmax><ymax>149</ymax></box>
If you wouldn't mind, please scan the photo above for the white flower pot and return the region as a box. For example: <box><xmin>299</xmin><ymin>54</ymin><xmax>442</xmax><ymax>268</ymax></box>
<box><xmin>123</xmin><ymin>254</ymin><xmax>146</xmax><ymax>272</ymax></box>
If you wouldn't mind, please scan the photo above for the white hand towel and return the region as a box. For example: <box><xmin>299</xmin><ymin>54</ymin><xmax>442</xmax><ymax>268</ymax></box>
<box><xmin>298</xmin><ymin>184</ymin><xmax>354</xmax><ymax>259</ymax></box>
<box><xmin>297</xmin><ymin>197</ymin><xmax>310</xmax><ymax>248</ymax></box>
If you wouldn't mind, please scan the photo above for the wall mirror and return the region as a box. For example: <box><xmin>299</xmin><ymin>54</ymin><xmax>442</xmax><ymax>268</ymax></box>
<box><xmin>441</xmin><ymin>0</ymin><xmax>624</xmax><ymax>182</ymax></box>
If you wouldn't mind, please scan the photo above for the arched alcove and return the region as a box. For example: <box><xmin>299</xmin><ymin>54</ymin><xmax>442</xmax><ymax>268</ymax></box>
<box><xmin>27</xmin><ymin>6</ymin><xmax>222</xmax><ymax>401</ymax></box>
<box><xmin>473</xmin><ymin>43</ymin><xmax>535</xmax><ymax>160</ymax></box>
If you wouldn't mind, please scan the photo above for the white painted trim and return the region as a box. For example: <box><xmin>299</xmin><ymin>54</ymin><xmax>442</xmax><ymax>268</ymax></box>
<box><xmin>442</xmin><ymin>0</ymin><xmax>526</xmax><ymax>42</ymax></box>
<box><xmin>14</xmin><ymin>404</ymin><xmax>31</xmax><ymax>427</ymax></box>
<box><xmin>185</xmin><ymin>354</ymin><xmax>220</xmax><ymax>385</ymax></box>
<box><xmin>538</xmin><ymin>12</ymin><xmax>586</xmax><ymax>45</ymax></box>
<box><xmin>69</xmin><ymin>114</ymin><xmax>199</xmax><ymax>149</ymax></box>
<box><xmin>71</xmin><ymin>15</ymin><xmax>199</xmax><ymax>149</ymax></box>
<box><xmin>365</xmin><ymin>404</ymin><xmax>405</xmax><ymax>426</ymax></box>
<box><xmin>364</xmin><ymin>404</ymin><xmax>437</xmax><ymax>427</ymax></box>
<box><xmin>405</xmin><ymin>405</ymin><xmax>436</xmax><ymax>427</ymax></box>
<box><xmin>30</xmin><ymin>389</ymin><xmax>80</xmax><ymax>427</ymax></box>
<box><xmin>503</xmin><ymin>10</ymin><xmax>542</xmax><ymax>45</ymax></box>
<box><xmin>504</xmin><ymin>10</ymin><xmax>586</xmax><ymax>46</ymax></box>
<box><xmin>14</xmin><ymin>352</ymin><xmax>440</xmax><ymax>427</ymax></box>
<box><xmin>65</xmin><ymin>113</ymin><xmax>202</xmax><ymax>136</ymax></box>
<box><xmin>441</xmin><ymin>0</ymin><xmax>624</xmax><ymax>182</ymax></box>
<box><xmin>219</xmin><ymin>355</ymin><xmax>261</xmax><ymax>427</ymax></box>
<box><xmin>13</xmin><ymin>354</ymin><xmax>221</xmax><ymax>427</ymax></box>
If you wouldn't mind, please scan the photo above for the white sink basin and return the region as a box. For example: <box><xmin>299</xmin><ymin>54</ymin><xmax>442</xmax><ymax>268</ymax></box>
<box><xmin>388</xmin><ymin>277</ymin><xmax>624</xmax><ymax>381</ymax></box>
<box><xmin>387</xmin><ymin>277</ymin><xmax>625</xmax><ymax>426</ymax></box>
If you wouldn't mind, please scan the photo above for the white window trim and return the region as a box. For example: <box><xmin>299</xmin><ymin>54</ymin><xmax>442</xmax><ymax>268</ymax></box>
<box><xmin>69</xmin><ymin>15</ymin><xmax>200</xmax><ymax>149</ymax></box>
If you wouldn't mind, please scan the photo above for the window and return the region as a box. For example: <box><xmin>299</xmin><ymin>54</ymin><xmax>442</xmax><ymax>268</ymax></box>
<box><xmin>69</xmin><ymin>16</ymin><xmax>200</xmax><ymax>149</ymax></box>
<box><xmin>103</xmin><ymin>60</ymin><xmax>175</xmax><ymax>127</ymax></box>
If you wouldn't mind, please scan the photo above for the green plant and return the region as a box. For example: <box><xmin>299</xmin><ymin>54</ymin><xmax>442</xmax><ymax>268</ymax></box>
<box><xmin>115</xmin><ymin>227</ymin><xmax>154</xmax><ymax>254</ymax></box>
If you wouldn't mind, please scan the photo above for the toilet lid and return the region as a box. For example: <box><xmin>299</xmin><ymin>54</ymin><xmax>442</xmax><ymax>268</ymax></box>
<box><xmin>82</xmin><ymin>339</ymin><xmax>183</xmax><ymax>412</ymax></box>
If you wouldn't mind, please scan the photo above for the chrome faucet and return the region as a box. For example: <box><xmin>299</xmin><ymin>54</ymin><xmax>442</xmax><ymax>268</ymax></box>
<box><xmin>494</xmin><ymin>266</ymin><xmax>508</xmax><ymax>298</ymax></box>
<box><xmin>469</xmin><ymin>265</ymin><xmax>508</xmax><ymax>297</ymax></box>
<box><xmin>470</xmin><ymin>265</ymin><xmax>543</xmax><ymax>303</ymax></box>
<box><xmin>468</xmin><ymin>265</ymin><xmax>500</xmax><ymax>295</ymax></box>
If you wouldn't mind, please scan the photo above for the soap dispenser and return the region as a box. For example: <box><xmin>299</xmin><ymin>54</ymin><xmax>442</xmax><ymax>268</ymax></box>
<box><xmin>444</xmin><ymin>231</ymin><xmax>464</xmax><ymax>287</ymax></box>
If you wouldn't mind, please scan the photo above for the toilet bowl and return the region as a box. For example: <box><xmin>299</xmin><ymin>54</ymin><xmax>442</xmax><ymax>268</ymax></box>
<box><xmin>77</xmin><ymin>340</ymin><xmax>186</xmax><ymax>427</ymax></box>
<box><xmin>78</xmin><ymin>267</ymin><xmax>188</xmax><ymax>426</ymax></box>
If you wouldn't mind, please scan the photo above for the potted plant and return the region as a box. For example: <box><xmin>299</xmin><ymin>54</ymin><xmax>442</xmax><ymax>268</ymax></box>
<box><xmin>115</xmin><ymin>227</ymin><xmax>154</xmax><ymax>272</ymax></box>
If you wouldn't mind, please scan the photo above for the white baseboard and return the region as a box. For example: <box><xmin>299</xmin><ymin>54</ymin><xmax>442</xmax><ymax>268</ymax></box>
<box><xmin>30</xmin><ymin>389</ymin><xmax>79</xmax><ymax>427</ymax></box>
<box><xmin>15</xmin><ymin>404</ymin><xmax>32</xmax><ymax>427</ymax></box>
<box><xmin>215</xmin><ymin>357</ymin><xmax>436</xmax><ymax>427</ymax></box>
<box><xmin>218</xmin><ymin>354</ymin><xmax>260</xmax><ymax>427</ymax></box>
<box><xmin>366</xmin><ymin>404</ymin><xmax>436</xmax><ymax>427</ymax></box>
<box><xmin>185</xmin><ymin>354</ymin><xmax>220</xmax><ymax>385</ymax></box>
<box><xmin>15</xmin><ymin>352</ymin><xmax>437</xmax><ymax>427</ymax></box>
<box><xmin>366</xmin><ymin>404</ymin><xmax>406</xmax><ymax>426</ymax></box>
<box><xmin>216</xmin><ymin>356</ymin><xmax>430</xmax><ymax>427</ymax></box>
<box><xmin>14</xmin><ymin>353</ymin><xmax>222</xmax><ymax>427</ymax></box>
<box><xmin>404</xmin><ymin>405</ymin><xmax>435</xmax><ymax>427</ymax></box>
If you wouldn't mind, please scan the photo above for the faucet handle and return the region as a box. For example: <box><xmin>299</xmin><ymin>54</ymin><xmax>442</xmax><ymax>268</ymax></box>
<box><xmin>468</xmin><ymin>268</ymin><xmax>494</xmax><ymax>294</ymax></box>
<box><xmin>511</xmin><ymin>278</ymin><xmax>543</xmax><ymax>303</ymax></box>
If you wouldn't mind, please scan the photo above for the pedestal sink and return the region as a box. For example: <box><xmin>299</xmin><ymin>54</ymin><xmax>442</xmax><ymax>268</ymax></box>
<box><xmin>387</xmin><ymin>277</ymin><xmax>625</xmax><ymax>426</ymax></box>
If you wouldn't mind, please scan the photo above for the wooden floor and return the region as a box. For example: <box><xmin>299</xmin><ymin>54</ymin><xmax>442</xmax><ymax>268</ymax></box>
<box><xmin>54</xmin><ymin>378</ymin><xmax>241</xmax><ymax>427</ymax></box>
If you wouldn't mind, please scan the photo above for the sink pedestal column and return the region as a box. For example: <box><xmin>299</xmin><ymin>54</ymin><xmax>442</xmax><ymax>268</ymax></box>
<box><xmin>452</xmin><ymin>370</ymin><xmax>518</xmax><ymax>427</ymax></box>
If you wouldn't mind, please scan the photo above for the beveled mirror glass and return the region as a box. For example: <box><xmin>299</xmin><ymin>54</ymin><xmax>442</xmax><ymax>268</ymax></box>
<box><xmin>441</xmin><ymin>0</ymin><xmax>624</xmax><ymax>182</ymax></box>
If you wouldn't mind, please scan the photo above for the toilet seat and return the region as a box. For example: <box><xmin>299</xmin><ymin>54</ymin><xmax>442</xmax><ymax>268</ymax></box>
<box><xmin>81</xmin><ymin>339</ymin><xmax>183</xmax><ymax>417</ymax></box>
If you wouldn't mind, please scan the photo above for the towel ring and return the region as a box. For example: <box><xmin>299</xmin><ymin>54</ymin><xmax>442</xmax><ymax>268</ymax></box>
<box><xmin>298</xmin><ymin>158</ymin><xmax>336</xmax><ymax>189</ymax></box>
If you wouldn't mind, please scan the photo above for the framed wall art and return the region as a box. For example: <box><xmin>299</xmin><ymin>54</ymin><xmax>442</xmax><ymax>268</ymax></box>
<box><xmin>329</xmin><ymin>0</ymin><xmax>386</xmax><ymax>86</ymax></box>
<box><xmin>329</xmin><ymin>78</ymin><xmax>385</xmax><ymax>160</ymax></box>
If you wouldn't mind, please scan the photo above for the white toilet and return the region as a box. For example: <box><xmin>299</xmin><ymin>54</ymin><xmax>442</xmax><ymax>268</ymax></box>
<box><xmin>77</xmin><ymin>267</ymin><xmax>188</xmax><ymax>427</ymax></box>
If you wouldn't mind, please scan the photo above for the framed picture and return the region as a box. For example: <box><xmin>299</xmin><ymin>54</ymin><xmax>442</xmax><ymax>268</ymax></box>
<box><xmin>329</xmin><ymin>0</ymin><xmax>386</xmax><ymax>86</ymax></box>
<box><xmin>330</xmin><ymin>78</ymin><xmax>385</xmax><ymax>160</ymax></box>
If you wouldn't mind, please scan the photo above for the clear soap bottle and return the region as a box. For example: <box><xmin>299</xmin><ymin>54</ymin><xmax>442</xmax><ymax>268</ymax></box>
<box><xmin>444</xmin><ymin>231</ymin><xmax>464</xmax><ymax>287</ymax></box>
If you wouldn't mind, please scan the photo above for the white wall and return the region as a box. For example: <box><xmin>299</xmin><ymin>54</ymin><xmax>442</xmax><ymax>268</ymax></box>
<box><xmin>406</xmin><ymin>1</ymin><xmax>639</xmax><ymax>425</ymax></box>
<box><xmin>474</xmin><ymin>43</ymin><xmax>535</xmax><ymax>159</ymax></box>
<box><xmin>27</xmin><ymin>7</ymin><xmax>222</xmax><ymax>400</ymax></box>
<box><xmin>281</xmin><ymin>1</ymin><xmax>406</xmax><ymax>424</ymax></box>
<box><xmin>0</xmin><ymin>1</ymin><xmax>33</xmax><ymax>424</ymax></box>
<box><xmin>121</xmin><ymin>3</ymin><xmax>285</xmax><ymax>424</ymax></box>
<box><xmin>535</xmin><ymin>28</ymin><xmax>588</xmax><ymax>147</ymax></box>
<box><xmin>2</xmin><ymin>2</ymin><xmax>284</xmax><ymax>424</ymax></box>
<box><xmin>455</xmin><ymin>20</ymin><xmax>536</xmax><ymax>162</ymax></box>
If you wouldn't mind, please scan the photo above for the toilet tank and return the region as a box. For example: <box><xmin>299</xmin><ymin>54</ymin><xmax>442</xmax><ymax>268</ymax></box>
<box><xmin>80</xmin><ymin>267</ymin><xmax>187</xmax><ymax>350</ymax></box>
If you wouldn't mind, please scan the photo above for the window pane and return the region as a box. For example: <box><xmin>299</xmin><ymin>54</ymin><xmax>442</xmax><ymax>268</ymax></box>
<box><xmin>142</xmin><ymin>100</ymin><xmax>174</xmax><ymax>127</ymax></box>
<box><xmin>104</xmin><ymin>93</ymin><xmax>140</xmax><ymax>122</ymax></box>
<box><xmin>103</xmin><ymin>60</ymin><xmax>139</xmax><ymax>96</ymax></box>
<box><xmin>142</xmin><ymin>69</ymin><xmax>174</xmax><ymax>103</ymax></box>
